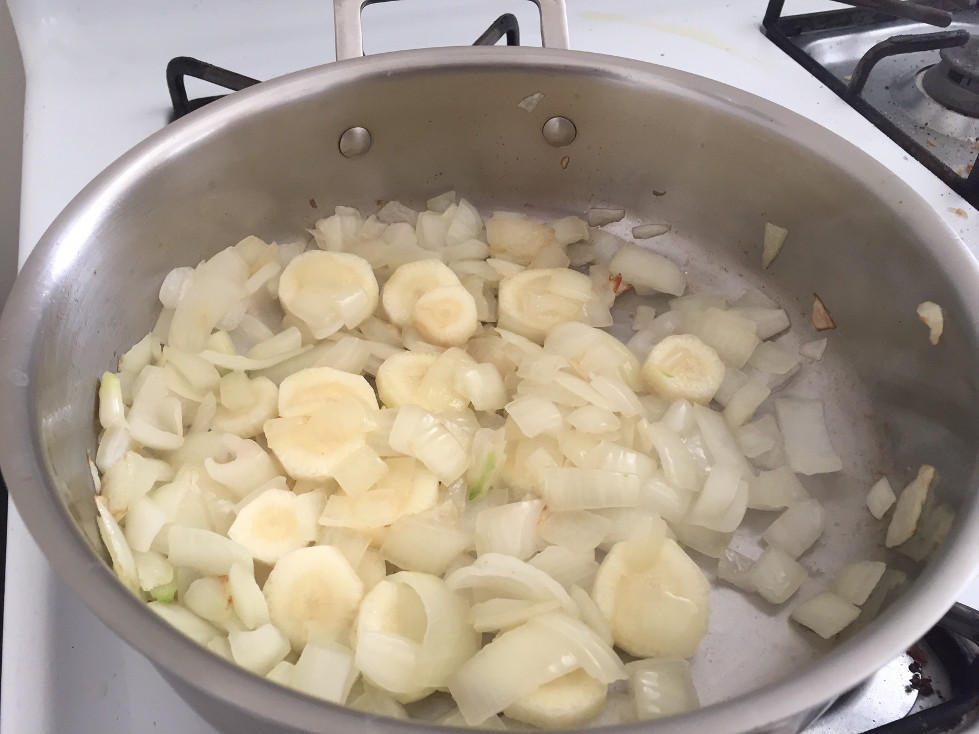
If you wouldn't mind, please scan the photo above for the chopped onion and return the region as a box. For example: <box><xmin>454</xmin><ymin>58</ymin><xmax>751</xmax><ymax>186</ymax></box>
<box><xmin>445</xmin><ymin>553</ymin><xmax>577</xmax><ymax>617</ymax></box>
<box><xmin>762</xmin><ymin>222</ymin><xmax>788</xmax><ymax>268</ymax></box>
<box><xmin>762</xmin><ymin>498</ymin><xmax>825</xmax><ymax>559</ymax></box>
<box><xmin>528</xmin><ymin>546</ymin><xmax>598</xmax><ymax>591</ymax></box>
<box><xmin>539</xmin><ymin>467</ymin><xmax>642</xmax><ymax>510</ymax></box>
<box><xmin>474</xmin><ymin>500</ymin><xmax>544</xmax><ymax>560</ymax></box>
<box><xmin>866</xmin><ymin>476</ymin><xmax>896</xmax><ymax>519</ymax></box>
<box><xmin>166</xmin><ymin>525</ymin><xmax>253</xmax><ymax>576</ymax></box>
<box><xmin>380</xmin><ymin>508</ymin><xmax>472</xmax><ymax>575</ymax></box>
<box><xmin>886</xmin><ymin>464</ymin><xmax>935</xmax><ymax>548</ymax></box>
<box><xmin>148</xmin><ymin>601</ymin><xmax>218</xmax><ymax>644</ymax></box>
<box><xmin>517</xmin><ymin>92</ymin><xmax>544</xmax><ymax>112</ymax></box>
<box><xmin>716</xmin><ymin>548</ymin><xmax>756</xmax><ymax>592</ymax></box>
<box><xmin>799</xmin><ymin>338</ymin><xmax>828</xmax><ymax>360</ymax></box>
<box><xmin>682</xmin><ymin>308</ymin><xmax>759</xmax><ymax>368</ymax></box>
<box><xmin>627</xmin><ymin>658</ymin><xmax>699</xmax><ymax>721</ymax></box>
<box><xmin>747</xmin><ymin>466</ymin><xmax>809</xmax><ymax>510</ymax></box>
<box><xmin>537</xmin><ymin>510</ymin><xmax>611</xmax><ymax>551</ymax></box>
<box><xmin>292</xmin><ymin>641</ymin><xmax>358</xmax><ymax>704</ymax></box>
<box><xmin>730</xmin><ymin>306</ymin><xmax>790</xmax><ymax>340</ymax></box>
<box><xmin>722</xmin><ymin>378</ymin><xmax>771</xmax><ymax>429</ymax></box>
<box><xmin>830</xmin><ymin>561</ymin><xmax>886</xmax><ymax>606</ymax></box>
<box><xmin>917</xmin><ymin>301</ymin><xmax>944</xmax><ymax>345</ymax></box>
<box><xmin>447</xmin><ymin>618</ymin><xmax>581</xmax><ymax>725</ymax></box>
<box><xmin>95</xmin><ymin>495</ymin><xmax>140</xmax><ymax>593</ymax></box>
<box><xmin>746</xmin><ymin>546</ymin><xmax>807</xmax><ymax>604</ymax></box>
<box><xmin>229</xmin><ymin>623</ymin><xmax>290</xmax><ymax>676</ymax></box>
<box><xmin>632</xmin><ymin>222</ymin><xmax>671</xmax><ymax>239</ymax></box>
<box><xmin>607</xmin><ymin>243</ymin><xmax>686</xmax><ymax>297</ymax></box>
<box><xmin>791</xmin><ymin>592</ymin><xmax>860</xmax><ymax>638</ymax></box>
<box><xmin>470</xmin><ymin>598</ymin><xmax>562</xmax><ymax>633</ymax></box>
<box><xmin>587</xmin><ymin>207</ymin><xmax>626</xmax><ymax>227</ymax></box>
<box><xmin>775</xmin><ymin>398</ymin><xmax>843</xmax><ymax>475</ymax></box>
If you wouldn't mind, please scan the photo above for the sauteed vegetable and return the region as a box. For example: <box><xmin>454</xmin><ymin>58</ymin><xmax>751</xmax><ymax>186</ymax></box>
<box><xmin>91</xmin><ymin>192</ymin><xmax>923</xmax><ymax>728</ymax></box>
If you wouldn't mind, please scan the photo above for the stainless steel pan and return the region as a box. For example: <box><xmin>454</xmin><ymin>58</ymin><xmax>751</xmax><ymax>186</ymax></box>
<box><xmin>2</xmin><ymin>1</ymin><xmax>979</xmax><ymax>732</ymax></box>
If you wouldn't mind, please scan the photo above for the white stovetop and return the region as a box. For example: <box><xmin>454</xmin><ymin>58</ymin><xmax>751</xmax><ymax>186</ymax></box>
<box><xmin>4</xmin><ymin>1</ymin><xmax>979</xmax><ymax>732</ymax></box>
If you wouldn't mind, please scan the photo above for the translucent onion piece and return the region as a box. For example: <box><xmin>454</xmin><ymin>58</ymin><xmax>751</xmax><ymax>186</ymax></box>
<box><xmin>228</xmin><ymin>562</ymin><xmax>270</xmax><ymax>629</ymax></box>
<box><xmin>167</xmin><ymin>525</ymin><xmax>254</xmax><ymax>576</ymax></box>
<box><xmin>685</xmin><ymin>463</ymin><xmax>746</xmax><ymax>533</ymax></box>
<box><xmin>537</xmin><ymin>510</ymin><xmax>612</xmax><ymax>551</ymax></box>
<box><xmin>632</xmin><ymin>222</ymin><xmax>671</xmax><ymax>239</ymax></box>
<box><xmin>199</xmin><ymin>344</ymin><xmax>311</xmax><ymax>372</ymax></box>
<box><xmin>762</xmin><ymin>498</ymin><xmax>825</xmax><ymax>559</ymax></box>
<box><xmin>716</xmin><ymin>548</ymin><xmax>756</xmax><ymax>592</ymax></box>
<box><xmin>627</xmin><ymin>657</ymin><xmax>699</xmax><ymax>721</ymax></box>
<box><xmin>388</xmin><ymin>405</ymin><xmax>467</xmax><ymax>484</ymax></box>
<box><xmin>775</xmin><ymin>398</ymin><xmax>843</xmax><ymax>475</ymax></box>
<box><xmin>830</xmin><ymin>561</ymin><xmax>887</xmax><ymax>606</ymax></box>
<box><xmin>445</xmin><ymin>553</ymin><xmax>578</xmax><ymax>617</ymax></box>
<box><xmin>381</xmin><ymin>506</ymin><xmax>472</xmax><ymax>575</ymax></box>
<box><xmin>528</xmin><ymin>546</ymin><xmax>599</xmax><ymax>591</ymax></box>
<box><xmin>148</xmin><ymin>601</ymin><xmax>218</xmax><ymax>645</ymax></box>
<box><xmin>98</xmin><ymin>372</ymin><xmax>126</xmax><ymax>430</ymax></box>
<box><xmin>747</xmin><ymin>466</ymin><xmax>809</xmax><ymax>510</ymax></box>
<box><xmin>470</xmin><ymin>598</ymin><xmax>563</xmax><ymax>633</ymax></box>
<box><xmin>730</xmin><ymin>307</ymin><xmax>790</xmax><ymax>340</ymax></box>
<box><xmin>746</xmin><ymin>547</ymin><xmax>807</xmax><ymax>604</ymax></box>
<box><xmin>291</xmin><ymin>641</ymin><xmax>359</xmax><ymax>704</ymax></box>
<box><xmin>539</xmin><ymin>467</ymin><xmax>642</xmax><ymax>510</ymax></box>
<box><xmin>448</xmin><ymin>619</ymin><xmax>581</xmax><ymax>726</ymax></box>
<box><xmin>866</xmin><ymin>476</ymin><xmax>897</xmax><ymax>519</ymax></box>
<box><xmin>886</xmin><ymin>464</ymin><xmax>936</xmax><ymax>548</ymax></box>
<box><xmin>762</xmin><ymin>222</ymin><xmax>788</xmax><ymax>268</ymax></box>
<box><xmin>641</xmin><ymin>422</ymin><xmax>702</xmax><ymax>492</ymax></box>
<box><xmin>607</xmin><ymin>243</ymin><xmax>685</xmax><ymax>297</ymax></box>
<box><xmin>799</xmin><ymin>338</ymin><xmax>828</xmax><ymax>360</ymax></box>
<box><xmin>125</xmin><ymin>497</ymin><xmax>167</xmax><ymax>553</ymax></box>
<box><xmin>95</xmin><ymin>495</ymin><xmax>140</xmax><ymax>594</ymax></box>
<box><xmin>917</xmin><ymin>301</ymin><xmax>944</xmax><ymax>345</ymax></box>
<box><xmin>229</xmin><ymin>623</ymin><xmax>291</xmax><ymax>676</ymax></box>
<box><xmin>474</xmin><ymin>500</ymin><xmax>544</xmax><ymax>560</ymax></box>
<box><xmin>506</xmin><ymin>395</ymin><xmax>563</xmax><ymax>438</ymax></box>
<box><xmin>587</xmin><ymin>207</ymin><xmax>625</xmax><ymax>227</ymax></box>
<box><xmin>791</xmin><ymin>592</ymin><xmax>860</xmax><ymax>639</ymax></box>
<box><xmin>682</xmin><ymin>308</ymin><xmax>759</xmax><ymax>369</ymax></box>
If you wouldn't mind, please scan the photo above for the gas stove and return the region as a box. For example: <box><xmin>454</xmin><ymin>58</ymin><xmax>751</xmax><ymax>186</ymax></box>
<box><xmin>3</xmin><ymin>1</ymin><xmax>979</xmax><ymax>733</ymax></box>
<box><xmin>764</xmin><ymin>0</ymin><xmax>979</xmax><ymax>208</ymax></box>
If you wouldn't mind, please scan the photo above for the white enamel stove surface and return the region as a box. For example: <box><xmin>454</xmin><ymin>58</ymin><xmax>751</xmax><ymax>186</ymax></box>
<box><xmin>3</xmin><ymin>1</ymin><xmax>979</xmax><ymax>732</ymax></box>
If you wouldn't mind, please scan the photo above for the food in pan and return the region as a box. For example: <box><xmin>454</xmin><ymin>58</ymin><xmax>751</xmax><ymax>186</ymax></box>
<box><xmin>91</xmin><ymin>192</ymin><xmax>925</xmax><ymax>728</ymax></box>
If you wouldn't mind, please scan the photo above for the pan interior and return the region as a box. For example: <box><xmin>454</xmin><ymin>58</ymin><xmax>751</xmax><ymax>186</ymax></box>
<box><xmin>9</xmin><ymin>49</ymin><xmax>979</xmax><ymax>729</ymax></box>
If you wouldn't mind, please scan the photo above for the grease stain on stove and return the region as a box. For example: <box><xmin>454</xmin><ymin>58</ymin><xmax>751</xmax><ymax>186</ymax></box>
<box><xmin>580</xmin><ymin>11</ymin><xmax>759</xmax><ymax>64</ymax></box>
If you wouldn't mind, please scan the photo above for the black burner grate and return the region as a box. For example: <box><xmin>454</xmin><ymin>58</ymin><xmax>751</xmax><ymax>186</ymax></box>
<box><xmin>763</xmin><ymin>0</ymin><xmax>979</xmax><ymax>208</ymax></box>
<box><xmin>167</xmin><ymin>13</ymin><xmax>520</xmax><ymax>121</ymax></box>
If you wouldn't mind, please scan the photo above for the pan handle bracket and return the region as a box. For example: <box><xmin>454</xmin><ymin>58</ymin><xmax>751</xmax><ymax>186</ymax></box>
<box><xmin>333</xmin><ymin>0</ymin><xmax>570</xmax><ymax>61</ymax></box>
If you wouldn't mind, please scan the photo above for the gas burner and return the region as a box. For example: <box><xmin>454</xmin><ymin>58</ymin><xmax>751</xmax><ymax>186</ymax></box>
<box><xmin>922</xmin><ymin>35</ymin><xmax>979</xmax><ymax>116</ymax></box>
<box><xmin>763</xmin><ymin>0</ymin><xmax>979</xmax><ymax>207</ymax></box>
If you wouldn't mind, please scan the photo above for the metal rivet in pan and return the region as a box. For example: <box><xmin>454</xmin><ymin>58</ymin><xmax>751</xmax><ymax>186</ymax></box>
<box><xmin>338</xmin><ymin>127</ymin><xmax>372</xmax><ymax>158</ymax></box>
<box><xmin>542</xmin><ymin>116</ymin><xmax>577</xmax><ymax>147</ymax></box>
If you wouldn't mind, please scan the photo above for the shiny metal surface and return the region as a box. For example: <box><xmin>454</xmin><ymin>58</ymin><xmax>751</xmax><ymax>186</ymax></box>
<box><xmin>1</xmin><ymin>45</ymin><xmax>979</xmax><ymax>734</ymax></box>
<box><xmin>541</xmin><ymin>114</ymin><xmax>577</xmax><ymax>146</ymax></box>
<box><xmin>789</xmin><ymin>13</ymin><xmax>979</xmax><ymax>176</ymax></box>
<box><xmin>338</xmin><ymin>125</ymin><xmax>373</xmax><ymax>158</ymax></box>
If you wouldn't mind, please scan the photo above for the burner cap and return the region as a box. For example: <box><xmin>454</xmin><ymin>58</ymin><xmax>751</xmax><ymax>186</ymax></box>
<box><xmin>922</xmin><ymin>35</ymin><xmax>979</xmax><ymax>117</ymax></box>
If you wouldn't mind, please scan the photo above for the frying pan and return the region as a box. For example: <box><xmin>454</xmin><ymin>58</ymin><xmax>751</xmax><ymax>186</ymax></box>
<box><xmin>2</xmin><ymin>0</ymin><xmax>979</xmax><ymax>731</ymax></box>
